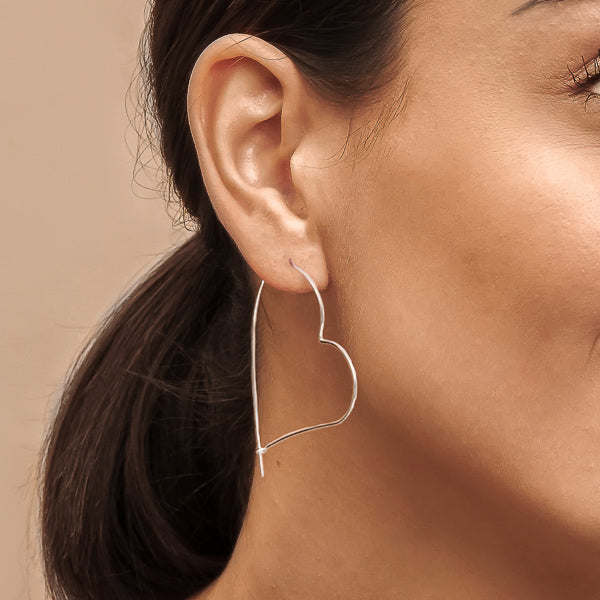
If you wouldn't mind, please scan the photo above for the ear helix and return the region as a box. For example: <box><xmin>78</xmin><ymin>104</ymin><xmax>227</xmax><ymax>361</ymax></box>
<box><xmin>250</xmin><ymin>258</ymin><xmax>358</xmax><ymax>477</ymax></box>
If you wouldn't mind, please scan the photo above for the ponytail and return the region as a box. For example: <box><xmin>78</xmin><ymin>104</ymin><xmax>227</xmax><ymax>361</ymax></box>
<box><xmin>42</xmin><ymin>234</ymin><xmax>254</xmax><ymax>600</ymax></box>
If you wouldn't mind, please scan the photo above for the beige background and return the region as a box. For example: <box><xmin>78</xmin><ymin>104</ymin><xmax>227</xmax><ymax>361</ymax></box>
<box><xmin>1</xmin><ymin>2</ymin><xmax>189</xmax><ymax>597</ymax></box>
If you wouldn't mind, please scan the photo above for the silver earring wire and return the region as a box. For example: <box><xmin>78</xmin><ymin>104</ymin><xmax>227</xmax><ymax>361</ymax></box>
<box><xmin>251</xmin><ymin>258</ymin><xmax>358</xmax><ymax>478</ymax></box>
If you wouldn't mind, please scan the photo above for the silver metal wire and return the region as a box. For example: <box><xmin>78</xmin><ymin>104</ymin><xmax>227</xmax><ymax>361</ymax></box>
<box><xmin>251</xmin><ymin>258</ymin><xmax>358</xmax><ymax>477</ymax></box>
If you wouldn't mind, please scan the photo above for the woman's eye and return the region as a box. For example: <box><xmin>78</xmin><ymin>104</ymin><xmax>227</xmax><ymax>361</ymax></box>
<box><xmin>587</xmin><ymin>75</ymin><xmax>600</xmax><ymax>97</ymax></box>
<box><xmin>566</xmin><ymin>50</ymin><xmax>600</xmax><ymax>108</ymax></box>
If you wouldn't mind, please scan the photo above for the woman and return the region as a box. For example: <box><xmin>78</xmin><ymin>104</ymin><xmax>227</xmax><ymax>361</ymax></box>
<box><xmin>41</xmin><ymin>0</ymin><xmax>600</xmax><ymax>598</ymax></box>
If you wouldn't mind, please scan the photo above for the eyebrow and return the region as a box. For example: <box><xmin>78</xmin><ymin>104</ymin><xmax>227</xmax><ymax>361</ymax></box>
<box><xmin>510</xmin><ymin>0</ymin><xmax>567</xmax><ymax>16</ymax></box>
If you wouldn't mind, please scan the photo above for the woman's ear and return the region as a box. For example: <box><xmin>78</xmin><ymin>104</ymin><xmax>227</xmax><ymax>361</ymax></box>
<box><xmin>187</xmin><ymin>33</ymin><xmax>329</xmax><ymax>293</ymax></box>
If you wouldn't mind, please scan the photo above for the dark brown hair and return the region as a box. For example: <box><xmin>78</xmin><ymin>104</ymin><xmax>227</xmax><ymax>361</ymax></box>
<box><xmin>40</xmin><ymin>1</ymin><xmax>414</xmax><ymax>599</ymax></box>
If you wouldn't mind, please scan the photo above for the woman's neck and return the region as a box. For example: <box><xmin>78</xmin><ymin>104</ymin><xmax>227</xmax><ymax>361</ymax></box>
<box><xmin>194</xmin><ymin>288</ymin><xmax>600</xmax><ymax>600</ymax></box>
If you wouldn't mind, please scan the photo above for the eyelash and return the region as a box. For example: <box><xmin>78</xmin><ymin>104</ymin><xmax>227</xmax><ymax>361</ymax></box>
<box><xmin>566</xmin><ymin>49</ymin><xmax>600</xmax><ymax>110</ymax></box>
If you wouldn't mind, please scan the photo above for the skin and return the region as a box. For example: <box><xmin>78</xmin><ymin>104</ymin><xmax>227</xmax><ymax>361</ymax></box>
<box><xmin>186</xmin><ymin>0</ymin><xmax>600</xmax><ymax>597</ymax></box>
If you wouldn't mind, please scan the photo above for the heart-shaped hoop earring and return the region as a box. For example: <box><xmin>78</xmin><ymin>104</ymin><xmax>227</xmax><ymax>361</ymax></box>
<box><xmin>251</xmin><ymin>258</ymin><xmax>358</xmax><ymax>477</ymax></box>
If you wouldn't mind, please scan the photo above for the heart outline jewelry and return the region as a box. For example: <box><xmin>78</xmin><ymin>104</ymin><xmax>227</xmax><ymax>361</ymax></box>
<box><xmin>251</xmin><ymin>258</ymin><xmax>358</xmax><ymax>477</ymax></box>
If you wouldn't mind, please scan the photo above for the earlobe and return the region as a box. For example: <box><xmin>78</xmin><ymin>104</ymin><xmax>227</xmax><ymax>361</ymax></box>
<box><xmin>186</xmin><ymin>34</ymin><xmax>329</xmax><ymax>294</ymax></box>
